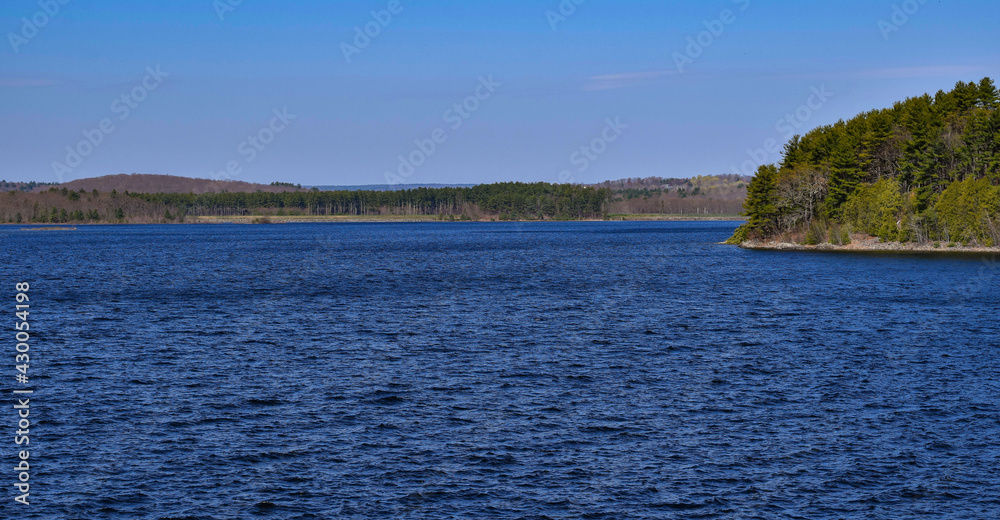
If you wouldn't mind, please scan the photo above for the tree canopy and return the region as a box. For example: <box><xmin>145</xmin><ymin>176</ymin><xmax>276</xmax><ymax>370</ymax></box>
<box><xmin>730</xmin><ymin>78</ymin><xmax>1000</xmax><ymax>246</ymax></box>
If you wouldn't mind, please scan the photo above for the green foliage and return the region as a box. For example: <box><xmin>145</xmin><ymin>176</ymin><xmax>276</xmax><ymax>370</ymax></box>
<box><xmin>803</xmin><ymin>221</ymin><xmax>825</xmax><ymax>245</ymax></box>
<box><xmin>734</xmin><ymin>77</ymin><xmax>1000</xmax><ymax>246</ymax></box>
<box><xmin>735</xmin><ymin>164</ymin><xmax>780</xmax><ymax>240</ymax></box>
<box><xmin>725</xmin><ymin>224</ymin><xmax>749</xmax><ymax>245</ymax></box>
<box><xmin>935</xmin><ymin>178</ymin><xmax>1000</xmax><ymax>245</ymax></box>
<box><xmin>824</xmin><ymin>120</ymin><xmax>865</xmax><ymax>218</ymax></box>
<box><xmin>829</xmin><ymin>223</ymin><xmax>852</xmax><ymax>245</ymax></box>
<box><xmin>842</xmin><ymin>179</ymin><xmax>903</xmax><ymax>241</ymax></box>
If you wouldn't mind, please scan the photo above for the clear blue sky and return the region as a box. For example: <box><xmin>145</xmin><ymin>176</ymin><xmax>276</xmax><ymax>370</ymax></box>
<box><xmin>2</xmin><ymin>0</ymin><xmax>998</xmax><ymax>186</ymax></box>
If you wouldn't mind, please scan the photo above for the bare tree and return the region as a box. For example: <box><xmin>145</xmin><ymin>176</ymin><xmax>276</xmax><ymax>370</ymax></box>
<box><xmin>775</xmin><ymin>167</ymin><xmax>829</xmax><ymax>231</ymax></box>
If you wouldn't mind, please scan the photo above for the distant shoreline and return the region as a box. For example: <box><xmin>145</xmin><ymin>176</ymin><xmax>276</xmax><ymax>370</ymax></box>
<box><xmin>2</xmin><ymin>214</ymin><xmax>746</xmax><ymax>226</ymax></box>
<box><xmin>193</xmin><ymin>214</ymin><xmax>747</xmax><ymax>224</ymax></box>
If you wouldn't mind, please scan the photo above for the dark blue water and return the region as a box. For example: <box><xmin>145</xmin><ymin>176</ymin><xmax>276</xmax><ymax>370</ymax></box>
<box><xmin>2</xmin><ymin>221</ymin><xmax>999</xmax><ymax>519</ymax></box>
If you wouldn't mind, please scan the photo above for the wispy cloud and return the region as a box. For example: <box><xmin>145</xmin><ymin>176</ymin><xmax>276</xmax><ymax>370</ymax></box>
<box><xmin>0</xmin><ymin>78</ymin><xmax>57</xmax><ymax>88</ymax></box>
<box><xmin>583</xmin><ymin>70</ymin><xmax>675</xmax><ymax>91</ymax></box>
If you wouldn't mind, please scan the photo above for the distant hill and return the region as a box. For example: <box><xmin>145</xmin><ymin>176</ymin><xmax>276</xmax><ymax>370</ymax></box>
<box><xmin>596</xmin><ymin>174</ymin><xmax>750</xmax><ymax>215</ymax></box>
<box><xmin>50</xmin><ymin>174</ymin><xmax>303</xmax><ymax>194</ymax></box>
<box><xmin>594</xmin><ymin>174</ymin><xmax>750</xmax><ymax>196</ymax></box>
<box><xmin>307</xmin><ymin>183</ymin><xmax>478</xmax><ymax>192</ymax></box>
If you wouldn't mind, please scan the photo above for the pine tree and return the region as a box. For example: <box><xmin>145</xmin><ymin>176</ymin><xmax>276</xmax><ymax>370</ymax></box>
<box><xmin>740</xmin><ymin>164</ymin><xmax>781</xmax><ymax>239</ymax></box>
<box><xmin>780</xmin><ymin>136</ymin><xmax>806</xmax><ymax>169</ymax></box>
<box><xmin>824</xmin><ymin>121</ymin><xmax>865</xmax><ymax>218</ymax></box>
<box><xmin>859</xmin><ymin>110</ymin><xmax>897</xmax><ymax>181</ymax></box>
<box><xmin>978</xmin><ymin>78</ymin><xmax>998</xmax><ymax>109</ymax></box>
<box><xmin>899</xmin><ymin>95</ymin><xmax>941</xmax><ymax>210</ymax></box>
<box><xmin>960</xmin><ymin>109</ymin><xmax>999</xmax><ymax>180</ymax></box>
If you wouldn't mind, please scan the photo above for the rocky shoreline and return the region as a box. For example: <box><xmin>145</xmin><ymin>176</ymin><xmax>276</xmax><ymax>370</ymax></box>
<box><xmin>740</xmin><ymin>236</ymin><xmax>1000</xmax><ymax>255</ymax></box>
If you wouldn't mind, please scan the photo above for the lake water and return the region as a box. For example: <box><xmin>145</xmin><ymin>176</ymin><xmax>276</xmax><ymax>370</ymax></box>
<box><xmin>3</xmin><ymin>221</ymin><xmax>999</xmax><ymax>519</ymax></box>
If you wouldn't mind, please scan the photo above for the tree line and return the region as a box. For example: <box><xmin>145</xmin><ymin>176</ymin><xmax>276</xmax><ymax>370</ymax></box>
<box><xmin>0</xmin><ymin>183</ymin><xmax>612</xmax><ymax>223</ymax></box>
<box><xmin>135</xmin><ymin>182</ymin><xmax>610</xmax><ymax>220</ymax></box>
<box><xmin>731</xmin><ymin>78</ymin><xmax>1000</xmax><ymax>246</ymax></box>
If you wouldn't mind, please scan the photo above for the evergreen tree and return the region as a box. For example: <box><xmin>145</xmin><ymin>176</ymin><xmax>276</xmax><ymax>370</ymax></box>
<box><xmin>978</xmin><ymin>78</ymin><xmax>998</xmax><ymax>109</ymax></box>
<box><xmin>824</xmin><ymin>122</ymin><xmax>865</xmax><ymax>218</ymax></box>
<box><xmin>859</xmin><ymin>110</ymin><xmax>897</xmax><ymax>181</ymax></box>
<box><xmin>899</xmin><ymin>95</ymin><xmax>941</xmax><ymax>210</ymax></box>
<box><xmin>738</xmin><ymin>164</ymin><xmax>781</xmax><ymax>239</ymax></box>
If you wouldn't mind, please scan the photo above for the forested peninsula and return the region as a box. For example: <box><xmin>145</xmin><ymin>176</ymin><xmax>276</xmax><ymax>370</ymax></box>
<box><xmin>729</xmin><ymin>78</ymin><xmax>1000</xmax><ymax>250</ymax></box>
